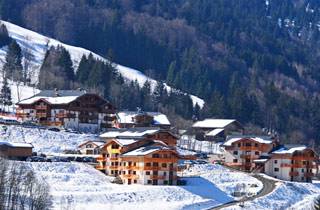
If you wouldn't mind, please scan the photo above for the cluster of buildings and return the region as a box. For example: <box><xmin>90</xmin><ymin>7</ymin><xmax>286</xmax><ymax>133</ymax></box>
<box><xmin>181</xmin><ymin>118</ymin><xmax>318</xmax><ymax>183</ymax></box>
<box><xmin>14</xmin><ymin>90</ymin><xmax>319</xmax><ymax>184</ymax></box>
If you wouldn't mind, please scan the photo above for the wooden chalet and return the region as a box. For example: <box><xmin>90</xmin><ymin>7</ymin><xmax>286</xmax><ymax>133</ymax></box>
<box><xmin>264</xmin><ymin>145</ymin><xmax>318</xmax><ymax>182</ymax></box>
<box><xmin>0</xmin><ymin>142</ymin><xmax>33</xmax><ymax>160</ymax></box>
<box><xmin>16</xmin><ymin>89</ymin><xmax>116</xmax><ymax>132</ymax></box>
<box><xmin>113</xmin><ymin>111</ymin><xmax>171</xmax><ymax>129</ymax></box>
<box><xmin>222</xmin><ymin>136</ymin><xmax>276</xmax><ymax>171</ymax></box>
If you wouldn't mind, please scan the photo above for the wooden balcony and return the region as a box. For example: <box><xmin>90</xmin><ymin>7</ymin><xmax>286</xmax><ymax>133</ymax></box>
<box><xmin>41</xmin><ymin>121</ymin><xmax>63</xmax><ymax>126</ymax></box>
<box><xmin>239</xmin><ymin>146</ymin><xmax>259</xmax><ymax>151</ymax></box>
<box><xmin>95</xmin><ymin>165</ymin><xmax>106</xmax><ymax>170</ymax></box>
<box><xmin>111</xmin><ymin>149</ymin><xmax>120</xmax><ymax>154</ymax></box>
<box><xmin>16</xmin><ymin>113</ymin><xmax>27</xmax><ymax>118</ymax></box>
<box><xmin>120</xmin><ymin>174</ymin><xmax>139</xmax><ymax>179</ymax></box>
<box><xmin>289</xmin><ymin>171</ymin><xmax>299</xmax><ymax>176</ymax></box>
<box><xmin>55</xmin><ymin>113</ymin><xmax>67</xmax><ymax>118</ymax></box>
<box><xmin>121</xmin><ymin>166</ymin><xmax>141</xmax><ymax>170</ymax></box>
<box><xmin>107</xmin><ymin>166</ymin><xmax>119</xmax><ymax>170</ymax></box>
<box><xmin>36</xmin><ymin>113</ymin><xmax>47</xmax><ymax>118</ymax></box>
<box><xmin>144</xmin><ymin>166</ymin><xmax>161</xmax><ymax>170</ymax></box>
<box><xmin>66</xmin><ymin>113</ymin><xmax>76</xmax><ymax>118</ymax></box>
<box><xmin>109</xmin><ymin>157</ymin><xmax>119</xmax><ymax>161</ymax></box>
<box><xmin>304</xmin><ymin>172</ymin><xmax>314</xmax><ymax>177</ymax></box>
<box><xmin>150</xmin><ymin>175</ymin><xmax>165</xmax><ymax>180</ymax></box>
<box><xmin>96</xmin><ymin>156</ymin><xmax>105</xmax><ymax>162</ymax></box>
<box><xmin>35</xmin><ymin>105</ymin><xmax>48</xmax><ymax>110</ymax></box>
<box><xmin>144</xmin><ymin>157</ymin><xmax>178</xmax><ymax>163</ymax></box>
<box><xmin>292</xmin><ymin>156</ymin><xmax>316</xmax><ymax>161</ymax></box>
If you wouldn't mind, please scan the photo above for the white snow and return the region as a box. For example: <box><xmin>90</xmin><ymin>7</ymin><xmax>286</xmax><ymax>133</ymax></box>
<box><xmin>115</xmin><ymin>138</ymin><xmax>139</xmax><ymax>146</ymax></box>
<box><xmin>0</xmin><ymin>20</ymin><xmax>205</xmax><ymax>108</ymax></box>
<box><xmin>223</xmin><ymin>137</ymin><xmax>273</xmax><ymax>146</ymax></box>
<box><xmin>192</xmin><ymin>119</ymin><xmax>236</xmax><ymax>128</ymax></box>
<box><xmin>26</xmin><ymin>162</ymin><xmax>264</xmax><ymax>210</ymax></box>
<box><xmin>0</xmin><ymin>140</ymin><xmax>33</xmax><ymax>148</ymax></box>
<box><xmin>117</xmin><ymin>111</ymin><xmax>171</xmax><ymax>126</ymax></box>
<box><xmin>100</xmin><ymin>129</ymin><xmax>159</xmax><ymax>139</ymax></box>
<box><xmin>206</xmin><ymin>128</ymin><xmax>224</xmax><ymax>137</ymax></box>
<box><xmin>224</xmin><ymin>181</ymin><xmax>320</xmax><ymax>210</ymax></box>
<box><xmin>18</xmin><ymin>95</ymin><xmax>79</xmax><ymax>105</ymax></box>
<box><xmin>0</xmin><ymin>125</ymin><xmax>98</xmax><ymax>154</ymax></box>
<box><xmin>272</xmin><ymin>146</ymin><xmax>307</xmax><ymax>154</ymax></box>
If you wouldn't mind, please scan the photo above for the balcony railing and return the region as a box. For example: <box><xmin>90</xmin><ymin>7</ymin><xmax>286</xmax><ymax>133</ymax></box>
<box><xmin>109</xmin><ymin>157</ymin><xmax>119</xmax><ymax>161</ymax></box>
<box><xmin>35</xmin><ymin>105</ymin><xmax>48</xmax><ymax>110</ymax></box>
<box><xmin>36</xmin><ymin>113</ymin><xmax>47</xmax><ymax>118</ymax></box>
<box><xmin>95</xmin><ymin>165</ymin><xmax>106</xmax><ymax>170</ymax></box>
<box><xmin>144</xmin><ymin>166</ymin><xmax>161</xmax><ymax>171</ymax></box>
<box><xmin>304</xmin><ymin>172</ymin><xmax>314</xmax><ymax>177</ymax></box>
<box><xmin>96</xmin><ymin>156</ymin><xmax>105</xmax><ymax>162</ymax></box>
<box><xmin>150</xmin><ymin>175</ymin><xmax>165</xmax><ymax>180</ymax></box>
<box><xmin>120</xmin><ymin>174</ymin><xmax>139</xmax><ymax>179</ymax></box>
<box><xmin>55</xmin><ymin>113</ymin><xmax>67</xmax><ymax>118</ymax></box>
<box><xmin>144</xmin><ymin>157</ymin><xmax>178</xmax><ymax>163</ymax></box>
<box><xmin>289</xmin><ymin>171</ymin><xmax>299</xmax><ymax>176</ymax></box>
<box><xmin>120</xmin><ymin>166</ymin><xmax>141</xmax><ymax>170</ymax></box>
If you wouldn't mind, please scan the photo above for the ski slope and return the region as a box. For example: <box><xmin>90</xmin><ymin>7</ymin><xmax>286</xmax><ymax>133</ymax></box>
<box><xmin>0</xmin><ymin>20</ymin><xmax>204</xmax><ymax>108</ymax></box>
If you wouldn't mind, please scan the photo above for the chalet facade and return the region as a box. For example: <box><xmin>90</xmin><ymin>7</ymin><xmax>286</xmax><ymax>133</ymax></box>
<box><xmin>191</xmin><ymin>119</ymin><xmax>244</xmax><ymax>141</ymax></box>
<box><xmin>222</xmin><ymin>136</ymin><xmax>276</xmax><ymax>171</ymax></box>
<box><xmin>0</xmin><ymin>142</ymin><xmax>33</xmax><ymax>160</ymax></box>
<box><xmin>78</xmin><ymin>140</ymin><xmax>105</xmax><ymax>155</ymax></box>
<box><xmin>264</xmin><ymin>145</ymin><xmax>318</xmax><ymax>182</ymax></box>
<box><xmin>96</xmin><ymin>127</ymin><xmax>182</xmax><ymax>185</ymax></box>
<box><xmin>113</xmin><ymin>111</ymin><xmax>171</xmax><ymax>129</ymax></box>
<box><xmin>16</xmin><ymin>90</ymin><xmax>116</xmax><ymax>132</ymax></box>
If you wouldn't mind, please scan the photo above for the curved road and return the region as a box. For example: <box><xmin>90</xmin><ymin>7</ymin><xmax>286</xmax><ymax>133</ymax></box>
<box><xmin>212</xmin><ymin>172</ymin><xmax>278</xmax><ymax>209</ymax></box>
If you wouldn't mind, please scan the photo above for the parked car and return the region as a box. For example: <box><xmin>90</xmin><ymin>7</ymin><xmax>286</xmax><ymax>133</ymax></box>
<box><xmin>3</xmin><ymin>119</ymin><xmax>20</xmax><ymax>125</ymax></box>
<box><xmin>195</xmin><ymin>160</ymin><xmax>208</xmax><ymax>164</ymax></box>
<box><xmin>48</xmin><ymin>127</ymin><xmax>61</xmax><ymax>132</ymax></box>
<box><xmin>49</xmin><ymin>156</ymin><xmax>70</xmax><ymax>162</ymax></box>
<box><xmin>21</xmin><ymin>121</ymin><xmax>38</xmax><ymax>127</ymax></box>
<box><xmin>26</xmin><ymin>156</ymin><xmax>46</xmax><ymax>162</ymax></box>
<box><xmin>195</xmin><ymin>153</ymin><xmax>208</xmax><ymax>159</ymax></box>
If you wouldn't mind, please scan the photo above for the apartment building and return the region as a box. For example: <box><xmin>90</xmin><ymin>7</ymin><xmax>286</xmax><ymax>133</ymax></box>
<box><xmin>16</xmin><ymin>89</ymin><xmax>116</xmax><ymax>132</ymax></box>
<box><xmin>264</xmin><ymin>145</ymin><xmax>318</xmax><ymax>182</ymax></box>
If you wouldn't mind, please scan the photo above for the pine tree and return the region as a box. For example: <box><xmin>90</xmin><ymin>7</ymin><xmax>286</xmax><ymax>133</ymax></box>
<box><xmin>3</xmin><ymin>40</ymin><xmax>23</xmax><ymax>81</ymax></box>
<box><xmin>166</xmin><ymin>60</ymin><xmax>176</xmax><ymax>85</ymax></box>
<box><xmin>0</xmin><ymin>23</ymin><xmax>10</xmax><ymax>47</ymax></box>
<box><xmin>0</xmin><ymin>77</ymin><xmax>12</xmax><ymax>112</ymax></box>
<box><xmin>76</xmin><ymin>55</ymin><xmax>89</xmax><ymax>84</ymax></box>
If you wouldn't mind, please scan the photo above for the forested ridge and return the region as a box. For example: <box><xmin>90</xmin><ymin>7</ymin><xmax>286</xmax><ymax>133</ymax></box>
<box><xmin>1</xmin><ymin>0</ymin><xmax>320</xmax><ymax>148</ymax></box>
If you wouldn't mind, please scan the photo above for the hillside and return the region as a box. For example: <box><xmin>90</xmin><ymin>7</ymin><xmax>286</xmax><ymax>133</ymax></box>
<box><xmin>0</xmin><ymin>20</ymin><xmax>204</xmax><ymax>108</ymax></box>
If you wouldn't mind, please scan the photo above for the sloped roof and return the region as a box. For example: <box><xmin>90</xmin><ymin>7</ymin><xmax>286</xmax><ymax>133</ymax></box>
<box><xmin>35</xmin><ymin>90</ymin><xmax>87</xmax><ymax>97</ymax></box>
<box><xmin>0</xmin><ymin>141</ymin><xmax>33</xmax><ymax>148</ymax></box>
<box><xmin>192</xmin><ymin>119</ymin><xmax>237</xmax><ymax>128</ymax></box>
<box><xmin>206</xmin><ymin>128</ymin><xmax>224</xmax><ymax>137</ymax></box>
<box><xmin>78</xmin><ymin>140</ymin><xmax>105</xmax><ymax>148</ymax></box>
<box><xmin>100</xmin><ymin>127</ymin><xmax>160</xmax><ymax>139</ymax></box>
<box><xmin>272</xmin><ymin>144</ymin><xmax>307</xmax><ymax>154</ymax></box>
<box><xmin>121</xmin><ymin>145</ymin><xmax>173</xmax><ymax>157</ymax></box>
<box><xmin>223</xmin><ymin>136</ymin><xmax>273</xmax><ymax>146</ymax></box>
<box><xmin>116</xmin><ymin>111</ymin><xmax>170</xmax><ymax>126</ymax></box>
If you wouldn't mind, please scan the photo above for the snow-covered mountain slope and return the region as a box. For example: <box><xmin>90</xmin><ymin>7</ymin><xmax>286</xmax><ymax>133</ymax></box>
<box><xmin>0</xmin><ymin>20</ymin><xmax>204</xmax><ymax>108</ymax></box>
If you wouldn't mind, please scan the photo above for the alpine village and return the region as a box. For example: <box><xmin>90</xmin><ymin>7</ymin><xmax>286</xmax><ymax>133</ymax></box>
<box><xmin>1</xmin><ymin>1</ymin><xmax>320</xmax><ymax>210</ymax></box>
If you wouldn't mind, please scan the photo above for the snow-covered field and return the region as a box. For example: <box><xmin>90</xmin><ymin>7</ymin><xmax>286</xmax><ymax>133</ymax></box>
<box><xmin>26</xmin><ymin>162</ymin><xmax>263</xmax><ymax>210</ymax></box>
<box><xmin>224</xmin><ymin>177</ymin><xmax>320</xmax><ymax>210</ymax></box>
<box><xmin>0</xmin><ymin>125</ymin><xmax>98</xmax><ymax>154</ymax></box>
<box><xmin>0</xmin><ymin>20</ymin><xmax>204</xmax><ymax>108</ymax></box>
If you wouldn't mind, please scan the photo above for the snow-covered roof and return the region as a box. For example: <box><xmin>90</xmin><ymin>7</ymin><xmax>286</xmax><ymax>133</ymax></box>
<box><xmin>116</xmin><ymin>111</ymin><xmax>170</xmax><ymax>126</ymax></box>
<box><xmin>223</xmin><ymin>136</ymin><xmax>273</xmax><ymax>146</ymax></box>
<box><xmin>192</xmin><ymin>119</ymin><xmax>237</xmax><ymax>128</ymax></box>
<box><xmin>253</xmin><ymin>159</ymin><xmax>269</xmax><ymax>163</ymax></box>
<box><xmin>272</xmin><ymin>145</ymin><xmax>307</xmax><ymax>154</ymax></box>
<box><xmin>100</xmin><ymin>128</ymin><xmax>160</xmax><ymax>139</ymax></box>
<box><xmin>18</xmin><ymin>96</ymin><xmax>79</xmax><ymax>105</ymax></box>
<box><xmin>114</xmin><ymin>139</ymin><xmax>140</xmax><ymax>146</ymax></box>
<box><xmin>121</xmin><ymin>145</ymin><xmax>172</xmax><ymax>157</ymax></box>
<box><xmin>0</xmin><ymin>141</ymin><xmax>33</xmax><ymax>148</ymax></box>
<box><xmin>206</xmin><ymin>128</ymin><xmax>224</xmax><ymax>137</ymax></box>
<box><xmin>79</xmin><ymin>141</ymin><xmax>105</xmax><ymax>148</ymax></box>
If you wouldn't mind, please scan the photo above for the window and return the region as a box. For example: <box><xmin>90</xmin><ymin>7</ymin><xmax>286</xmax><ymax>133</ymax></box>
<box><xmin>152</xmin><ymin>154</ymin><xmax>160</xmax><ymax>158</ymax></box>
<box><xmin>111</xmin><ymin>170</ymin><xmax>114</xmax><ymax>174</ymax></box>
<box><xmin>153</xmin><ymin>162</ymin><xmax>159</xmax><ymax>167</ymax></box>
<box><xmin>164</xmin><ymin>180</ymin><xmax>168</xmax><ymax>185</ymax></box>
<box><xmin>238</xmin><ymin>143</ymin><xmax>241</xmax><ymax>147</ymax></box>
<box><xmin>233</xmin><ymin>159</ymin><xmax>238</xmax><ymax>163</ymax></box>
<box><xmin>301</xmin><ymin>168</ymin><xmax>304</xmax><ymax>173</ymax></box>
<box><xmin>133</xmin><ymin>171</ymin><xmax>136</xmax><ymax>175</ymax></box>
<box><xmin>146</xmin><ymin>163</ymin><xmax>151</xmax><ymax>167</ymax></box>
<box><xmin>274</xmin><ymin>168</ymin><xmax>279</xmax><ymax>172</ymax></box>
<box><xmin>134</xmin><ymin>180</ymin><xmax>137</xmax><ymax>184</ymax></box>
<box><xmin>147</xmin><ymin>180</ymin><xmax>152</xmax><ymax>184</ymax></box>
<box><xmin>146</xmin><ymin>171</ymin><xmax>150</xmax><ymax>175</ymax></box>
<box><xmin>153</xmin><ymin>171</ymin><xmax>158</xmax><ymax>175</ymax></box>
<box><xmin>255</xmin><ymin>143</ymin><xmax>258</xmax><ymax>147</ymax></box>
<box><xmin>233</xmin><ymin>151</ymin><xmax>238</xmax><ymax>155</ymax></box>
<box><xmin>163</xmin><ymin>172</ymin><xmax>167</xmax><ymax>176</ymax></box>
<box><xmin>255</xmin><ymin>151</ymin><xmax>259</xmax><ymax>155</ymax></box>
<box><xmin>162</xmin><ymin>163</ymin><xmax>167</xmax><ymax>168</ymax></box>
<box><xmin>274</xmin><ymin>160</ymin><xmax>278</xmax><ymax>164</ymax></box>
<box><xmin>246</xmin><ymin>159</ymin><xmax>250</xmax><ymax>163</ymax></box>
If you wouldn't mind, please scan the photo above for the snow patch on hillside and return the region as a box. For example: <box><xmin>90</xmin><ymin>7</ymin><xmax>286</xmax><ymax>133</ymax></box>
<box><xmin>26</xmin><ymin>162</ymin><xmax>263</xmax><ymax>210</ymax></box>
<box><xmin>1</xmin><ymin>125</ymin><xmax>98</xmax><ymax>154</ymax></box>
<box><xmin>0</xmin><ymin>20</ymin><xmax>204</xmax><ymax>108</ymax></box>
